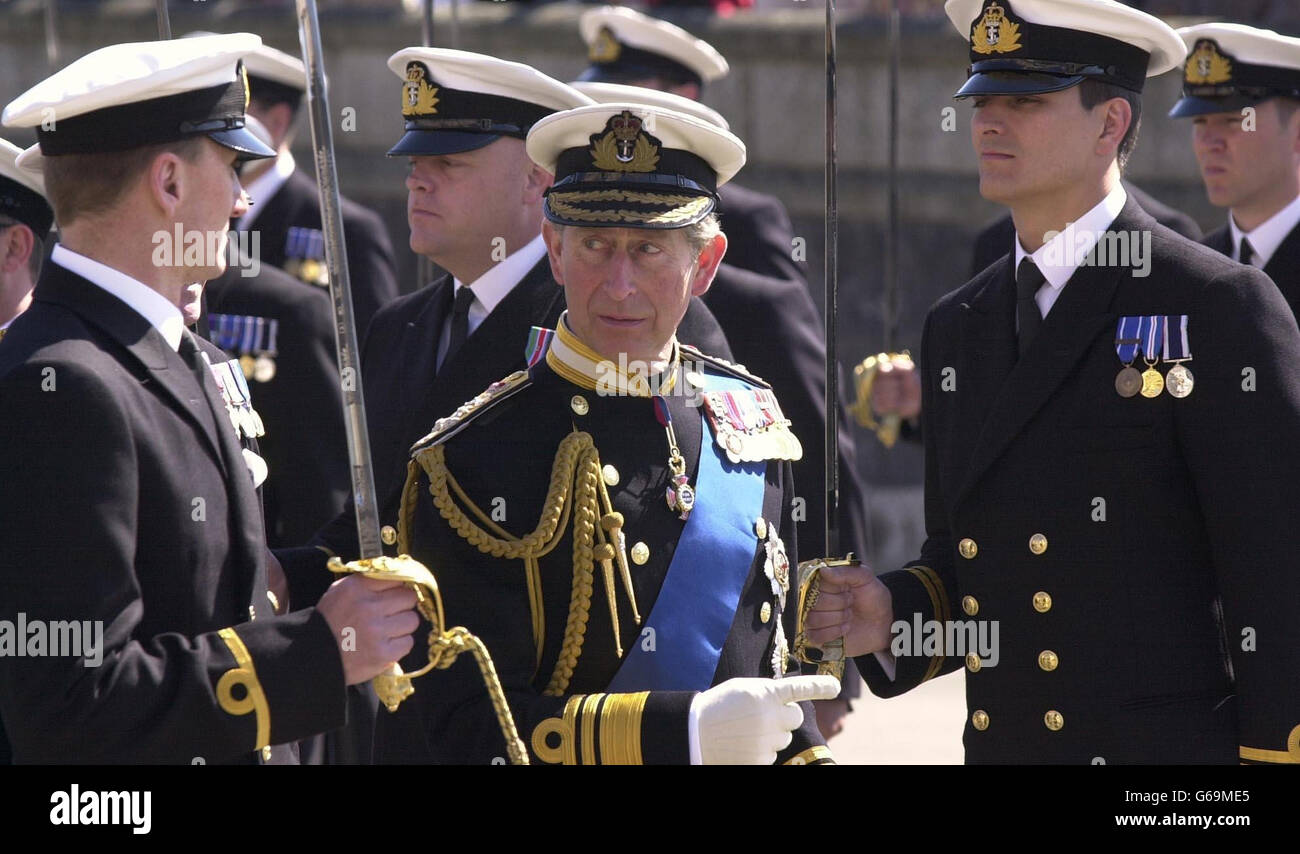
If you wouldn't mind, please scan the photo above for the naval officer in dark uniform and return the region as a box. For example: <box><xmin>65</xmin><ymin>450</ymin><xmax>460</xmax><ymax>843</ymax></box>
<box><xmin>0</xmin><ymin>34</ymin><xmax>418</xmax><ymax>764</ymax></box>
<box><xmin>372</xmin><ymin>100</ymin><xmax>840</xmax><ymax>765</ymax></box>
<box><xmin>1171</xmin><ymin>23</ymin><xmax>1300</xmax><ymax>319</ymax></box>
<box><xmin>232</xmin><ymin>39</ymin><xmax>399</xmax><ymax>335</ymax></box>
<box><xmin>806</xmin><ymin>0</ymin><xmax>1300</xmax><ymax>764</ymax></box>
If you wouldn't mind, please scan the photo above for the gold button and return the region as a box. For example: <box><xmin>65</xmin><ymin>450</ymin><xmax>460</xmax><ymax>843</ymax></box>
<box><xmin>965</xmin><ymin>652</ymin><xmax>982</xmax><ymax>672</ymax></box>
<box><xmin>1033</xmin><ymin>591</ymin><xmax>1053</xmax><ymax>613</ymax></box>
<box><xmin>962</xmin><ymin>595</ymin><xmax>979</xmax><ymax>616</ymax></box>
<box><xmin>1038</xmin><ymin>650</ymin><xmax>1059</xmax><ymax>672</ymax></box>
<box><xmin>1044</xmin><ymin>710</ymin><xmax>1064</xmax><ymax>731</ymax></box>
<box><xmin>570</xmin><ymin>395</ymin><xmax>589</xmax><ymax>415</ymax></box>
<box><xmin>630</xmin><ymin>542</ymin><xmax>650</xmax><ymax>565</ymax></box>
<box><xmin>602</xmin><ymin>464</ymin><xmax>619</xmax><ymax>486</ymax></box>
<box><xmin>958</xmin><ymin>538</ymin><xmax>978</xmax><ymax>559</ymax></box>
<box><xmin>380</xmin><ymin>525</ymin><xmax>398</xmax><ymax>546</ymax></box>
<box><xmin>1029</xmin><ymin>533</ymin><xmax>1048</xmax><ymax>555</ymax></box>
<box><xmin>760</xmin><ymin>602</ymin><xmax>772</xmax><ymax>623</ymax></box>
<box><xmin>755</xmin><ymin>517</ymin><xmax>768</xmax><ymax>540</ymax></box>
<box><xmin>261</xmin><ymin>745</ymin><xmax>273</xmax><ymax>761</ymax></box>
<box><xmin>971</xmin><ymin>710</ymin><xmax>989</xmax><ymax>731</ymax></box>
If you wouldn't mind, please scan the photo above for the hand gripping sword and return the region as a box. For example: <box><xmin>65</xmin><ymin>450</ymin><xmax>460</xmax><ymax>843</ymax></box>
<box><xmin>293</xmin><ymin>0</ymin><xmax>528</xmax><ymax>764</ymax></box>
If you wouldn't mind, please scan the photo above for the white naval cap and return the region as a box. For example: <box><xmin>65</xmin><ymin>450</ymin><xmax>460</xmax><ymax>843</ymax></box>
<box><xmin>386</xmin><ymin>47</ymin><xmax>593</xmax><ymax>157</ymax></box>
<box><xmin>569</xmin><ymin>81</ymin><xmax>730</xmax><ymax>131</ymax></box>
<box><xmin>1170</xmin><ymin>23</ymin><xmax>1300</xmax><ymax>118</ymax></box>
<box><xmin>0</xmin><ymin>137</ymin><xmax>53</xmax><ymax>237</ymax></box>
<box><xmin>945</xmin><ymin>0</ymin><xmax>1185</xmax><ymax>97</ymax></box>
<box><xmin>185</xmin><ymin>32</ymin><xmax>306</xmax><ymax>98</ymax></box>
<box><xmin>578</xmin><ymin>5</ymin><xmax>730</xmax><ymax>88</ymax></box>
<box><xmin>527</xmin><ymin>102</ymin><xmax>745</xmax><ymax>229</ymax></box>
<box><xmin>3</xmin><ymin>33</ymin><xmax>275</xmax><ymax>171</ymax></box>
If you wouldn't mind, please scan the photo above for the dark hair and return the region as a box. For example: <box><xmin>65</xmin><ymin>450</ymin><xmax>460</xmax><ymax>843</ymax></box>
<box><xmin>41</xmin><ymin>136</ymin><xmax>206</xmax><ymax>225</ymax></box>
<box><xmin>1077</xmin><ymin>79</ymin><xmax>1142</xmax><ymax>172</ymax></box>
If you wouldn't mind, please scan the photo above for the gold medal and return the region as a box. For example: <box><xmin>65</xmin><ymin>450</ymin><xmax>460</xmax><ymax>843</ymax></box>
<box><xmin>253</xmin><ymin>354</ymin><xmax>276</xmax><ymax>383</ymax></box>
<box><xmin>1115</xmin><ymin>366</ymin><xmax>1142</xmax><ymax>398</ymax></box>
<box><xmin>1166</xmin><ymin>364</ymin><xmax>1194</xmax><ymax>398</ymax></box>
<box><xmin>1140</xmin><ymin>365</ymin><xmax>1164</xmax><ymax>398</ymax></box>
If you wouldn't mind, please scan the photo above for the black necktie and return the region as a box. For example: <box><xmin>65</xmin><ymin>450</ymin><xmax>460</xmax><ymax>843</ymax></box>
<box><xmin>1016</xmin><ymin>258</ymin><xmax>1045</xmax><ymax>358</ymax></box>
<box><xmin>1237</xmin><ymin>236</ymin><xmax>1256</xmax><ymax>266</ymax></box>
<box><xmin>179</xmin><ymin>329</ymin><xmax>233</xmax><ymax>468</ymax></box>
<box><xmin>443</xmin><ymin>285</ymin><xmax>477</xmax><ymax>368</ymax></box>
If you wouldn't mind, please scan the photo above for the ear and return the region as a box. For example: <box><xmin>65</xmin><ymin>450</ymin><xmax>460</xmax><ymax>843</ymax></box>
<box><xmin>522</xmin><ymin>164</ymin><xmax>553</xmax><ymax>206</ymax></box>
<box><xmin>1097</xmin><ymin>97</ymin><xmax>1132</xmax><ymax>159</ymax></box>
<box><xmin>1</xmin><ymin>223</ymin><xmax>34</xmax><ymax>274</ymax></box>
<box><xmin>146</xmin><ymin>151</ymin><xmax>186</xmax><ymax>218</ymax></box>
<box><xmin>689</xmin><ymin>232</ymin><xmax>727</xmax><ymax>298</ymax></box>
<box><xmin>541</xmin><ymin>220</ymin><xmax>565</xmax><ymax>285</ymax></box>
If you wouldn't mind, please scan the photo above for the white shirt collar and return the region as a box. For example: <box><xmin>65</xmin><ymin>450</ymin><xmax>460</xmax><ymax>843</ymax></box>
<box><xmin>1015</xmin><ymin>183</ymin><xmax>1128</xmax><ymax>293</ymax></box>
<box><xmin>236</xmin><ymin>149</ymin><xmax>296</xmax><ymax>232</ymax></box>
<box><xmin>452</xmin><ymin>232</ymin><xmax>547</xmax><ymax>319</ymax></box>
<box><xmin>1228</xmin><ymin>192</ymin><xmax>1300</xmax><ymax>268</ymax></box>
<box><xmin>51</xmin><ymin>243</ymin><xmax>185</xmax><ymax>351</ymax></box>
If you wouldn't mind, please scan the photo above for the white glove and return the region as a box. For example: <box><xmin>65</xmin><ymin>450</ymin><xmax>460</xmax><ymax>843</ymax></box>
<box><xmin>690</xmin><ymin>675</ymin><xmax>841</xmax><ymax>765</ymax></box>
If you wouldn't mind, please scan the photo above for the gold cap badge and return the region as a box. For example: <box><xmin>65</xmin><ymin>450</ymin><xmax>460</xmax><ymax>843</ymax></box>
<box><xmin>589</xmin><ymin>110</ymin><xmax>660</xmax><ymax>173</ymax></box>
<box><xmin>589</xmin><ymin>26</ymin><xmax>622</xmax><ymax>64</ymax></box>
<box><xmin>402</xmin><ymin>62</ymin><xmax>440</xmax><ymax>117</ymax></box>
<box><xmin>971</xmin><ymin>1</ymin><xmax>1023</xmax><ymax>55</ymax></box>
<box><xmin>1185</xmin><ymin>40</ymin><xmax>1233</xmax><ymax>86</ymax></box>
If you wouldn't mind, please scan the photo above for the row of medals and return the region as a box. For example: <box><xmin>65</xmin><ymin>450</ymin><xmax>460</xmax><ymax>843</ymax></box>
<box><xmin>1115</xmin><ymin>359</ymin><xmax>1193</xmax><ymax>399</ymax></box>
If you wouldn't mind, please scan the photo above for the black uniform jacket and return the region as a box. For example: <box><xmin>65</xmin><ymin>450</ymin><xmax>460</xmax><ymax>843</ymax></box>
<box><xmin>245</xmin><ymin>168</ymin><xmax>399</xmax><ymax>335</ymax></box>
<box><xmin>860</xmin><ymin>199</ymin><xmax>1300</xmax><ymax>764</ymax></box>
<box><xmin>715</xmin><ymin>182</ymin><xmax>806</xmax><ymax>284</ymax></box>
<box><xmin>205</xmin><ymin>257</ymin><xmax>349</xmax><ymax>547</ymax></box>
<box><xmin>0</xmin><ymin>260</ymin><xmax>346</xmax><ymax>764</ymax></box>
<box><xmin>371</xmin><ymin>350</ymin><xmax>827</xmax><ymax>765</ymax></box>
<box><xmin>1203</xmin><ymin>220</ymin><xmax>1300</xmax><ymax>321</ymax></box>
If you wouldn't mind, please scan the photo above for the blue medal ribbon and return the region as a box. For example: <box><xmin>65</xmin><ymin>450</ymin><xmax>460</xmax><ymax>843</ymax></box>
<box><xmin>1115</xmin><ymin>316</ymin><xmax>1141</xmax><ymax>365</ymax></box>
<box><xmin>1163</xmin><ymin>315</ymin><xmax>1191</xmax><ymax>361</ymax></box>
<box><xmin>1140</xmin><ymin>314</ymin><xmax>1166</xmax><ymax>363</ymax></box>
<box><xmin>607</xmin><ymin>372</ymin><xmax>769</xmax><ymax>693</ymax></box>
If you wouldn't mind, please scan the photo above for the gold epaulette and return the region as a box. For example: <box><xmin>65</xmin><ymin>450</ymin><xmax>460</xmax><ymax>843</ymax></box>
<box><xmin>678</xmin><ymin>343</ymin><xmax>772</xmax><ymax>389</ymax></box>
<box><xmin>409</xmin><ymin>370</ymin><xmax>531</xmax><ymax>456</ymax></box>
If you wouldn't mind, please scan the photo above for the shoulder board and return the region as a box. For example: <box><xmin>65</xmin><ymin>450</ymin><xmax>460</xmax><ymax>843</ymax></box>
<box><xmin>679</xmin><ymin>343</ymin><xmax>771</xmax><ymax>389</ymax></box>
<box><xmin>409</xmin><ymin>370</ymin><xmax>532</xmax><ymax>455</ymax></box>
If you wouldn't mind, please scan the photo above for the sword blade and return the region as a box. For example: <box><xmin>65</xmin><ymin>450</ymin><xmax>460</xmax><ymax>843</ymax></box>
<box><xmin>295</xmin><ymin>0</ymin><xmax>384</xmax><ymax>559</ymax></box>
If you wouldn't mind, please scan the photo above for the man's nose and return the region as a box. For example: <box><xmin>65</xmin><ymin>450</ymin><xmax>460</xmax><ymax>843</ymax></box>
<box><xmin>602</xmin><ymin>253</ymin><xmax>637</xmax><ymax>299</ymax></box>
<box><xmin>231</xmin><ymin>185</ymin><xmax>252</xmax><ymax>219</ymax></box>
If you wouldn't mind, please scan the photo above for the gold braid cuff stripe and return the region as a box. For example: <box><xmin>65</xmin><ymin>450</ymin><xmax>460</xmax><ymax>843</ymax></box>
<box><xmin>906</xmin><ymin>565</ymin><xmax>949</xmax><ymax>683</ymax></box>
<box><xmin>531</xmin><ymin>691</ymin><xmax>648</xmax><ymax>765</ymax></box>
<box><xmin>1240</xmin><ymin>725</ymin><xmax>1300</xmax><ymax>764</ymax></box>
<box><xmin>784</xmin><ymin>745</ymin><xmax>836</xmax><ymax>765</ymax></box>
<box><xmin>216</xmin><ymin>627</ymin><xmax>271</xmax><ymax>751</ymax></box>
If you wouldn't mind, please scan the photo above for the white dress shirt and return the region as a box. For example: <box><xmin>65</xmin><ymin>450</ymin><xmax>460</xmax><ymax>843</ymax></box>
<box><xmin>1228</xmin><ymin>191</ymin><xmax>1300</xmax><ymax>268</ymax></box>
<box><xmin>51</xmin><ymin>244</ymin><xmax>185</xmax><ymax>351</ymax></box>
<box><xmin>434</xmin><ymin>233</ymin><xmax>548</xmax><ymax>370</ymax></box>
<box><xmin>1013</xmin><ymin>183</ymin><xmax>1129</xmax><ymax>321</ymax></box>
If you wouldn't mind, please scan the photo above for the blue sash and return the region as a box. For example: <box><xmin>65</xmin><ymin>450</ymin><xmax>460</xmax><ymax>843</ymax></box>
<box><xmin>607</xmin><ymin>373</ymin><xmax>768</xmax><ymax>692</ymax></box>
